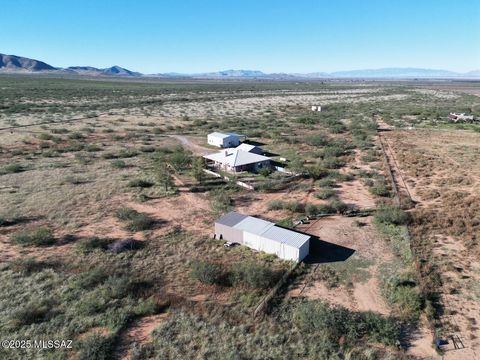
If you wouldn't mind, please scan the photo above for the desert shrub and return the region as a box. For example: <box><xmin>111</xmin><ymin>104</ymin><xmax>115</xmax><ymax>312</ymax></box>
<box><xmin>126</xmin><ymin>213</ymin><xmax>156</xmax><ymax>231</ymax></box>
<box><xmin>10</xmin><ymin>299</ymin><xmax>56</xmax><ymax>327</ymax></box>
<box><xmin>306</xmin><ymin>134</ymin><xmax>329</xmax><ymax>146</ymax></box>
<box><xmin>258</xmin><ymin>167</ymin><xmax>273</xmax><ymax>177</ymax></box>
<box><xmin>321</xmin><ymin>157</ymin><xmax>346</xmax><ymax>169</ymax></box>
<box><xmin>209</xmin><ymin>188</ymin><xmax>233</xmax><ymax>213</ymax></box>
<box><xmin>293</xmin><ymin>300</ymin><xmax>401</xmax><ymax>346</ymax></box>
<box><xmin>230</xmin><ymin>262</ymin><xmax>278</xmax><ymax>289</ymax></box>
<box><xmin>380</xmin><ymin>266</ymin><xmax>422</xmax><ymax>320</ymax></box>
<box><xmin>73</xmin><ymin>269</ymin><xmax>109</xmax><ymax>289</ymax></box>
<box><xmin>78</xmin><ymin>333</ymin><xmax>115</xmax><ymax>360</ymax></box>
<box><xmin>38</xmin><ymin>132</ymin><xmax>54</xmax><ymax>140</ymax></box>
<box><xmin>284</xmin><ymin>201</ymin><xmax>305</xmax><ymax>213</ymax></box>
<box><xmin>1</xmin><ymin>163</ymin><xmax>25</xmax><ymax>174</ymax></box>
<box><xmin>190</xmin><ymin>261</ymin><xmax>223</xmax><ymax>285</ymax></box>
<box><xmin>128</xmin><ymin>179</ymin><xmax>154</xmax><ymax>188</ymax></box>
<box><xmin>306</xmin><ymin>165</ymin><xmax>329</xmax><ymax>180</ymax></box>
<box><xmin>316</xmin><ymin>178</ymin><xmax>336</xmax><ymax>188</ymax></box>
<box><xmin>12</xmin><ymin>227</ymin><xmax>55</xmax><ymax>246</ymax></box>
<box><xmin>115</xmin><ymin>208</ymin><xmax>156</xmax><ymax>231</ymax></box>
<box><xmin>329</xmin><ymin>199</ymin><xmax>350</xmax><ymax>214</ymax></box>
<box><xmin>9</xmin><ymin>257</ymin><xmax>55</xmax><ymax>275</ymax></box>
<box><xmin>374</xmin><ymin>205</ymin><xmax>409</xmax><ymax>225</ymax></box>
<box><xmin>68</xmin><ymin>132</ymin><xmax>85</xmax><ymax>140</ymax></box>
<box><xmin>316</xmin><ymin>189</ymin><xmax>336</xmax><ymax>200</ymax></box>
<box><xmin>76</xmin><ymin>237</ymin><xmax>112</xmax><ymax>253</ymax></box>
<box><xmin>268</xmin><ymin>200</ymin><xmax>284</xmax><ymax>210</ymax></box>
<box><xmin>111</xmin><ymin>159</ymin><xmax>127</xmax><ymax>168</ymax></box>
<box><xmin>369</xmin><ymin>181</ymin><xmax>390</xmax><ymax>197</ymax></box>
<box><xmin>51</xmin><ymin>127</ymin><xmax>69</xmax><ymax>134</ymax></box>
<box><xmin>115</xmin><ymin>207</ymin><xmax>139</xmax><ymax>220</ymax></box>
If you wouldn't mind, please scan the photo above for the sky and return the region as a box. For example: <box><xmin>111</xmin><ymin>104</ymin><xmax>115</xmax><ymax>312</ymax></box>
<box><xmin>1</xmin><ymin>0</ymin><xmax>479</xmax><ymax>73</ymax></box>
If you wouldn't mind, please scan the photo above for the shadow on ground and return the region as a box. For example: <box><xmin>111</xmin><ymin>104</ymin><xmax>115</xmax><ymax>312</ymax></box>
<box><xmin>304</xmin><ymin>236</ymin><xmax>355</xmax><ymax>264</ymax></box>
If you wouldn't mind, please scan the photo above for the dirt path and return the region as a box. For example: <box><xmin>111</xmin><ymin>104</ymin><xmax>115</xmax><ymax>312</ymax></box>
<box><xmin>168</xmin><ymin>134</ymin><xmax>212</xmax><ymax>155</ymax></box>
<box><xmin>115</xmin><ymin>313</ymin><xmax>169</xmax><ymax>359</ymax></box>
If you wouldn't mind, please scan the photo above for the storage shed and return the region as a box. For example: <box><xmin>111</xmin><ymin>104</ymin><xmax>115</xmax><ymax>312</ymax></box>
<box><xmin>207</xmin><ymin>132</ymin><xmax>242</xmax><ymax>148</ymax></box>
<box><xmin>215</xmin><ymin>212</ymin><xmax>310</xmax><ymax>262</ymax></box>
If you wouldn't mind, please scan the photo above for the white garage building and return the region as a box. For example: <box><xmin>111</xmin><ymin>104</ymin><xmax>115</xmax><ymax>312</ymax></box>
<box><xmin>207</xmin><ymin>132</ymin><xmax>242</xmax><ymax>148</ymax></box>
<box><xmin>215</xmin><ymin>212</ymin><xmax>310</xmax><ymax>262</ymax></box>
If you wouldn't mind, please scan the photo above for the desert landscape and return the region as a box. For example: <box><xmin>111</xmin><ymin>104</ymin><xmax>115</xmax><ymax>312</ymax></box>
<box><xmin>0</xmin><ymin>74</ymin><xmax>479</xmax><ymax>359</ymax></box>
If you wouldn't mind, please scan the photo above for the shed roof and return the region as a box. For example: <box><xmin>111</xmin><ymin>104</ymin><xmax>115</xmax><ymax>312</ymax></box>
<box><xmin>262</xmin><ymin>225</ymin><xmax>310</xmax><ymax>248</ymax></box>
<box><xmin>236</xmin><ymin>143</ymin><xmax>262</xmax><ymax>152</ymax></box>
<box><xmin>216</xmin><ymin>212</ymin><xmax>248</xmax><ymax>227</ymax></box>
<box><xmin>233</xmin><ymin>216</ymin><xmax>275</xmax><ymax>235</ymax></box>
<box><xmin>216</xmin><ymin>212</ymin><xmax>311</xmax><ymax>250</ymax></box>
<box><xmin>203</xmin><ymin>149</ymin><xmax>270</xmax><ymax>167</ymax></box>
<box><xmin>208</xmin><ymin>132</ymin><xmax>237</xmax><ymax>139</ymax></box>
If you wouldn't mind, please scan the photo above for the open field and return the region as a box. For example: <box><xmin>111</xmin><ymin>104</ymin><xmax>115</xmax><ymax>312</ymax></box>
<box><xmin>0</xmin><ymin>75</ymin><xmax>479</xmax><ymax>359</ymax></box>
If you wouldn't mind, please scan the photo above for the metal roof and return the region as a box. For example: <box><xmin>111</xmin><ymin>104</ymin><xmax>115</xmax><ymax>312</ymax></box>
<box><xmin>236</xmin><ymin>143</ymin><xmax>262</xmax><ymax>152</ymax></box>
<box><xmin>215</xmin><ymin>212</ymin><xmax>248</xmax><ymax>227</ymax></box>
<box><xmin>233</xmin><ymin>216</ymin><xmax>275</xmax><ymax>235</ymax></box>
<box><xmin>208</xmin><ymin>132</ymin><xmax>238</xmax><ymax>139</ymax></box>
<box><xmin>217</xmin><ymin>212</ymin><xmax>311</xmax><ymax>250</ymax></box>
<box><xmin>203</xmin><ymin>149</ymin><xmax>270</xmax><ymax>167</ymax></box>
<box><xmin>262</xmin><ymin>225</ymin><xmax>310</xmax><ymax>248</ymax></box>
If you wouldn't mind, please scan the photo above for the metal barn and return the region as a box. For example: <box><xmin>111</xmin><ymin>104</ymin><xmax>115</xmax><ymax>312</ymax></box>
<box><xmin>215</xmin><ymin>212</ymin><xmax>310</xmax><ymax>262</ymax></box>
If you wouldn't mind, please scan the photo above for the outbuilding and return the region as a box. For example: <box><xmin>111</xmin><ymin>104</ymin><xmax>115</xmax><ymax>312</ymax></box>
<box><xmin>207</xmin><ymin>132</ymin><xmax>242</xmax><ymax>148</ymax></box>
<box><xmin>215</xmin><ymin>212</ymin><xmax>310</xmax><ymax>262</ymax></box>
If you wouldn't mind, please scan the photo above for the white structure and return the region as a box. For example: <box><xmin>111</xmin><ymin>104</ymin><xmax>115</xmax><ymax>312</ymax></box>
<box><xmin>203</xmin><ymin>148</ymin><xmax>271</xmax><ymax>173</ymax></box>
<box><xmin>311</xmin><ymin>105</ymin><xmax>322</xmax><ymax>112</ymax></box>
<box><xmin>207</xmin><ymin>132</ymin><xmax>242</xmax><ymax>148</ymax></box>
<box><xmin>448</xmin><ymin>112</ymin><xmax>474</xmax><ymax>122</ymax></box>
<box><xmin>215</xmin><ymin>212</ymin><xmax>310</xmax><ymax>262</ymax></box>
<box><xmin>236</xmin><ymin>143</ymin><xmax>263</xmax><ymax>155</ymax></box>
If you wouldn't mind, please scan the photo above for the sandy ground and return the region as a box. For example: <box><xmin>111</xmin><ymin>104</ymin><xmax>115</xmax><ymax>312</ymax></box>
<box><xmin>383</xmin><ymin>129</ymin><xmax>480</xmax><ymax>359</ymax></box>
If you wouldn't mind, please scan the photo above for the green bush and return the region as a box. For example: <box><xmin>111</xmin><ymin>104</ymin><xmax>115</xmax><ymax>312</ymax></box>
<box><xmin>190</xmin><ymin>261</ymin><xmax>223</xmax><ymax>285</ymax></box>
<box><xmin>368</xmin><ymin>181</ymin><xmax>390</xmax><ymax>197</ymax></box>
<box><xmin>374</xmin><ymin>205</ymin><xmax>409</xmax><ymax>225</ymax></box>
<box><xmin>329</xmin><ymin>199</ymin><xmax>350</xmax><ymax>214</ymax></box>
<box><xmin>9</xmin><ymin>257</ymin><xmax>55</xmax><ymax>275</ymax></box>
<box><xmin>12</xmin><ymin>227</ymin><xmax>55</xmax><ymax>246</ymax></box>
<box><xmin>115</xmin><ymin>208</ymin><xmax>156</xmax><ymax>231</ymax></box>
<box><xmin>293</xmin><ymin>300</ymin><xmax>401</xmax><ymax>346</ymax></box>
<box><xmin>128</xmin><ymin>179</ymin><xmax>154</xmax><ymax>188</ymax></box>
<box><xmin>111</xmin><ymin>159</ymin><xmax>127</xmax><ymax>168</ymax></box>
<box><xmin>78</xmin><ymin>333</ymin><xmax>115</xmax><ymax>360</ymax></box>
<box><xmin>1</xmin><ymin>163</ymin><xmax>25</xmax><ymax>174</ymax></box>
<box><xmin>11</xmin><ymin>300</ymin><xmax>55</xmax><ymax>327</ymax></box>
<box><xmin>76</xmin><ymin>237</ymin><xmax>112</xmax><ymax>253</ymax></box>
<box><xmin>315</xmin><ymin>189</ymin><xmax>336</xmax><ymax>200</ymax></box>
<box><xmin>306</xmin><ymin>134</ymin><xmax>329</xmax><ymax>146</ymax></box>
<box><xmin>230</xmin><ymin>262</ymin><xmax>278</xmax><ymax>289</ymax></box>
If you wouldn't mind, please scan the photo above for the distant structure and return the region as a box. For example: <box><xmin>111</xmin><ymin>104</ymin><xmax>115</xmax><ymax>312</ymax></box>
<box><xmin>311</xmin><ymin>105</ymin><xmax>322</xmax><ymax>112</ymax></box>
<box><xmin>235</xmin><ymin>143</ymin><xmax>263</xmax><ymax>155</ymax></box>
<box><xmin>448</xmin><ymin>112</ymin><xmax>474</xmax><ymax>122</ymax></box>
<box><xmin>215</xmin><ymin>212</ymin><xmax>310</xmax><ymax>262</ymax></box>
<box><xmin>207</xmin><ymin>132</ymin><xmax>243</xmax><ymax>148</ymax></box>
<box><xmin>203</xmin><ymin>148</ymin><xmax>271</xmax><ymax>173</ymax></box>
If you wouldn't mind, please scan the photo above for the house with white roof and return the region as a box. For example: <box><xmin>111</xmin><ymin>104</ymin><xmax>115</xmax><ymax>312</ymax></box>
<box><xmin>236</xmin><ymin>143</ymin><xmax>263</xmax><ymax>155</ymax></box>
<box><xmin>207</xmin><ymin>132</ymin><xmax>242</xmax><ymax>148</ymax></box>
<box><xmin>215</xmin><ymin>212</ymin><xmax>310</xmax><ymax>262</ymax></box>
<box><xmin>203</xmin><ymin>148</ymin><xmax>271</xmax><ymax>173</ymax></box>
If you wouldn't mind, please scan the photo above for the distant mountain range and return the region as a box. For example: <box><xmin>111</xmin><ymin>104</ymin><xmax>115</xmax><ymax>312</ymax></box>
<box><xmin>1</xmin><ymin>53</ymin><xmax>479</xmax><ymax>79</ymax></box>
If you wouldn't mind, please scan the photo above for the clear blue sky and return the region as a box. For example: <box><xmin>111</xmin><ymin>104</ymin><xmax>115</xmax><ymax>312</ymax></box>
<box><xmin>1</xmin><ymin>0</ymin><xmax>479</xmax><ymax>73</ymax></box>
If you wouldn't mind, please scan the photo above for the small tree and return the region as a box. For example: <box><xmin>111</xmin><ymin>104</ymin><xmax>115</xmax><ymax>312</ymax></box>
<box><xmin>191</xmin><ymin>157</ymin><xmax>205</xmax><ymax>184</ymax></box>
<box><xmin>155</xmin><ymin>162</ymin><xmax>174</xmax><ymax>192</ymax></box>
